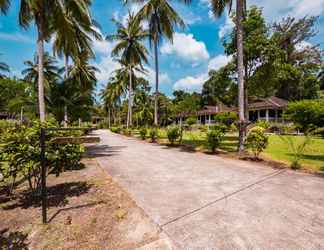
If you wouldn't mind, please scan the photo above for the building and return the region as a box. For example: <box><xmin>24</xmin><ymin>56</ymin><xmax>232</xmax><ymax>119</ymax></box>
<box><xmin>176</xmin><ymin>96</ymin><xmax>288</xmax><ymax>125</ymax></box>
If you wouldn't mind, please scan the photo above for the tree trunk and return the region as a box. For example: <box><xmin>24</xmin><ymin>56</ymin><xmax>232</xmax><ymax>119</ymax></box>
<box><xmin>127</xmin><ymin>66</ymin><xmax>133</xmax><ymax>128</ymax></box>
<box><xmin>236</xmin><ymin>0</ymin><xmax>246</xmax><ymax>154</ymax></box>
<box><xmin>63</xmin><ymin>55</ymin><xmax>69</xmax><ymax>128</ymax></box>
<box><xmin>108</xmin><ymin>108</ymin><xmax>111</xmax><ymax>128</ymax></box>
<box><xmin>37</xmin><ymin>18</ymin><xmax>46</xmax><ymax>123</ymax></box>
<box><xmin>154</xmin><ymin>38</ymin><xmax>159</xmax><ymax>126</ymax></box>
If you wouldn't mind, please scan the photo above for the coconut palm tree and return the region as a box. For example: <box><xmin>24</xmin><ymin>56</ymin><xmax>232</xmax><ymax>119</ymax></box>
<box><xmin>107</xmin><ymin>12</ymin><xmax>149</xmax><ymax>128</ymax></box>
<box><xmin>22</xmin><ymin>53</ymin><xmax>61</xmax><ymax>91</ymax></box>
<box><xmin>131</xmin><ymin>0</ymin><xmax>191</xmax><ymax>126</ymax></box>
<box><xmin>210</xmin><ymin>0</ymin><xmax>246</xmax><ymax>153</ymax></box>
<box><xmin>18</xmin><ymin>0</ymin><xmax>93</xmax><ymax>123</ymax></box>
<box><xmin>52</xmin><ymin>0</ymin><xmax>101</xmax><ymax>126</ymax></box>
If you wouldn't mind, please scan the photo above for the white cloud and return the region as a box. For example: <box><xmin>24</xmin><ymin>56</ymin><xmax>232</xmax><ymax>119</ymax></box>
<box><xmin>161</xmin><ymin>32</ymin><xmax>210</xmax><ymax>62</ymax></box>
<box><xmin>0</xmin><ymin>32</ymin><xmax>33</xmax><ymax>43</ymax></box>
<box><xmin>173</xmin><ymin>53</ymin><xmax>231</xmax><ymax>93</ymax></box>
<box><xmin>218</xmin><ymin>13</ymin><xmax>234</xmax><ymax>38</ymax></box>
<box><xmin>208</xmin><ymin>55</ymin><xmax>232</xmax><ymax>72</ymax></box>
<box><xmin>173</xmin><ymin>73</ymin><xmax>208</xmax><ymax>93</ymax></box>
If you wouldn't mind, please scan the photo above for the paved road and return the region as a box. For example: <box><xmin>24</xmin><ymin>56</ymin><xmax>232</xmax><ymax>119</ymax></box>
<box><xmin>92</xmin><ymin>130</ymin><xmax>324</xmax><ymax>249</ymax></box>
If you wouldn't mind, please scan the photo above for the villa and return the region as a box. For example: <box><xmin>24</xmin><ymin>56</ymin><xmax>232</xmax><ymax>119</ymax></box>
<box><xmin>176</xmin><ymin>96</ymin><xmax>288</xmax><ymax>125</ymax></box>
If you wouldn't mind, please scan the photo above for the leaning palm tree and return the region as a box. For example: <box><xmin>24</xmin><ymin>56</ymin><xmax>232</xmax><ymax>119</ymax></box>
<box><xmin>130</xmin><ymin>0</ymin><xmax>191</xmax><ymax>126</ymax></box>
<box><xmin>210</xmin><ymin>0</ymin><xmax>246</xmax><ymax>153</ymax></box>
<box><xmin>107</xmin><ymin>12</ymin><xmax>149</xmax><ymax>128</ymax></box>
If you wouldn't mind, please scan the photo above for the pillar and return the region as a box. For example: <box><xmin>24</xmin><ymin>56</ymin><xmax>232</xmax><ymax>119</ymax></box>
<box><xmin>265</xmin><ymin>109</ymin><xmax>269</xmax><ymax>122</ymax></box>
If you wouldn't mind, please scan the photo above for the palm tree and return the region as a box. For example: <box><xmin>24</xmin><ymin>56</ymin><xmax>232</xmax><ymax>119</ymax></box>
<box><xmin>22</xmin><ymin>53</ymin><xmax>61</xmax><ymax>91</ymax></box>
<box><xmin>131</xmin><ymin>0</ymin><xmax>191</xmax><ymax>126</ymax></box>
<box><xmin>0</xmin><ymin>56</ymin><xmax>9</xmax><ymax>78</ymax></box>
<box><xmin>210</xmin><ymin>0</ymin><xmax>246</xmax><ymax>153</ymax></box>
<box><xmin>18</xmin><ymin>0</ymin><xmax>91</xmax><ymax>123</ymax></box>
<box><xmin>107</xmin><ymin>12</ymin><xmax>149</xmax><ymax>128</ymax></box>
<box><xmin>52</xmin><ymin>0</ymin><xmax>101</xmax><ymax>126</ymax></box>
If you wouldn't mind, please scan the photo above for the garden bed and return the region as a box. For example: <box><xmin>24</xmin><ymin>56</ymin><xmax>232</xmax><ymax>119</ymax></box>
<box><xmin>0</xmin><ymin>158</ymin><xmax>167</xmax><ymax>249</ymax></box>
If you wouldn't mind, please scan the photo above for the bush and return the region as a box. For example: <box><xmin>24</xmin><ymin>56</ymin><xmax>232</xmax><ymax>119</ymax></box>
<box><xmin>312</xmin><ymin>127</ymin><xmax>324</xmax><ymax>138</ymax></box>
<box><xmin>0</xmin><ymin>120</ymin><xmax>84</xmax><ymax>194</ymax></box>
<box><xmin>186</xmin><ymin>117</ymin><xmax>197</xmax><ymax>127</ymax></box>
<box><xmin>279</xmin><ymin>135</ymin><xmax>311</xmax><ymax>169</ymax></box>
<box><xmin>210</xmin><ymin>124</ymin><xmax>227</xmax><ymax>133</ymax></box>
<box><xmin>206</xmin><ymin>126</ymin><xmax>225</xmax><ymax>153</ymax></box>
<box><xmin>255</xmin><ymin>120</ymin><xmax>270</xmax><ymax>130</ymax></box>
<box><xmin>110</xmin><ymin>126</ymin><xmax>121</xmax><ymax>134</ymax></box>
<box><xmin>167</xmin><ymin>126</ymin><xmax>181</xmax><ymax>145</ymax></box>
<box><xmin>214</xmin><ymin>112</ymin><xmax>238</xmax><ymax>127</ymax></box>
<box><xmin>123</xmin><ymin>128</ymin><xmax>131</xmax><ymax>136</ymax></box>
<box><xmin>246</xmin><ymin>126</ymin><xmax>268</xmax><ymax>159</ymax></box>
<box><xmin>284</xmin><ymin>100</ymin><xmax>324</xmax><ymax>131</ymax></box>
<box><xmin>149</xmin><ymin>128</ymin><xmax>158</xmax><ymax>142</ymax></box>
<box><xmin>139</xmin><ymin>127</ymin><xmax>147</xmax><ymax>140</ymax></box>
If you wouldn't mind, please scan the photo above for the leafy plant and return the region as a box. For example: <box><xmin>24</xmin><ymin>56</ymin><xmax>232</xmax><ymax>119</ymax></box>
<box><xmin>279</xmin><ymin>135</ymin><xmax>311</xmax><ymax>169</ymax></box>
<box><xmin>110</xmin><ymin>126</ymin><xmax>121</xmax><ymax>134</ymax></box>
<box><xmin>139</xmin><ymin>127</ymin><xmax>147</xmax><ymax>140</ymax></box>
<box><xmin>149</xmin><ymin>128</ymin><xmax>158</xmax><ymax>143</ymax></box>
<box><xmin>123</xmin><ymin>128</ymin><xmax>131</xmax><ymax>136</ymax></box>
<box><xmin>206</xmin><ymin>126</ymin><xmax>225</xmax><ymax>153</ymax></box>
<box><xmin>167</xmin><ymin>126</ymin><xmax>181</xmax><ymax>145</ymax></box>
<box><xmin>214</xmin><ymin>112</ymin><xmax>238</xmax><ymax>127</ymax></box>
<box><xmin>246</xmin><ymin>126</ymin><xmax>269</xmax><ymax>159</ymax></box>
<box><xmin>186</xmin><ymin>117</ymin><xmax>196</xmax><ymax>127</ymax></box>
<box><xmin>255</xmin><ymin>120</ymin><xmax>270</xmax><ymax>130</ymax></box>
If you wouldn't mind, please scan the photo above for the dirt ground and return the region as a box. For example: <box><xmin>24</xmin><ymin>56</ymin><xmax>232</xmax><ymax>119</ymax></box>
<box><xmin>0</xmin><ymin>158</ymin><xmax>171</xmax><ymax>249</ymax></box>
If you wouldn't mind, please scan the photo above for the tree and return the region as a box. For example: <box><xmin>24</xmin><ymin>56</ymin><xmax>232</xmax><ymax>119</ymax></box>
<box><xmin>0</xmin><ymin>55</ymin><xmax>9</xmax><ymax>78</ymax></box>
<box><xmin>0</xmin><ymin>0</ymin><xmax>10</xmax><ymax>14</ymax></box>
<box><xmin>52</xmin><ymin>0</ymin><xmax>101</xmax><ymax>126</ymax></box>
<box><xmin>210</xmin><ymin>0</ymin><xmax>246</xmax><ymax>153</ymax></box>
<box><xmin>133</xmin><ymin>0</ymin><xmax>190</xmax><ymax>126</ymax></box>
<box><xmin>107</xmin><ymin>12</ymin><xmax>149</xmax><ymax>128</ymax></box>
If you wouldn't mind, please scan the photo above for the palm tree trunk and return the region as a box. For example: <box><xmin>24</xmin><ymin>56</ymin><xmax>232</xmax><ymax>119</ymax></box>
<box><xmin>108</xmin><ymin>108</ymin><xmax>111</xmax><ymax>128</ymax></box>
<box><xmin>37</xmin><ymin>18</ymin><xmax>46</xmax><ymax>123</ymax></box>
<box><xmin>127</xmin><ymin>66</ymin><xmax>133</xmax><ymax>128</ymax></box>
<box><xmin>64</xmin><ymin>55</ymin><xmax>69</xmax><ymax>128</ymax></box>
<box><xmin>154</xmin><ymin>38</ymin><xmax>159</xmax><ymax>126</ymax></box>
<box><xmin>236</xmin><ymin>0</ymin><xmax>245</xmax><ymax>154</ymax></box>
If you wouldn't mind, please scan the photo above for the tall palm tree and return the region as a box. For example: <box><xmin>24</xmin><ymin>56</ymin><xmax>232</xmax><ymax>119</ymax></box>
<box><xmin>131</xmin><ymin>0</ymin><xmax>191</xmax><ymax>126</ymax></box>
<box><xmin>107</xmin><ymin>12</ymin><xmax>149</xmax><ymax>128</ymax></box>
<box><xmin>18</xmin><ymin>0</ymin><xmax>91</xmax><ymax>123</ymax></box>
<box><xmin>210</xmin><ymin>0</ymin><xmax>246</xmax><ymax>153</ymax></box>
<box><xmin>52</xmin><ymin>0</ymin><xmax>101</xmax><ymax>126</ymax></box>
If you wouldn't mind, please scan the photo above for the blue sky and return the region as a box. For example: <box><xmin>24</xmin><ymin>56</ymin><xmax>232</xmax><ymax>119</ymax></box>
<box><xmin>0</xmin><ymin>0</ymin><xmax>323</xmax><ymax>98</ymax></box>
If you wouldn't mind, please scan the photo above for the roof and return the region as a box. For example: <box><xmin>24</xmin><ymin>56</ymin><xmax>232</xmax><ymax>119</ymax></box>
<box><xmin>176</xmin><ymin>96</ymin><xmax>288</xmax><ymax>118</ymax></box>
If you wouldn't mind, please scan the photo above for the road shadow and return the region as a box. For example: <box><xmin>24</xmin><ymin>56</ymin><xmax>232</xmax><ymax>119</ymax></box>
<box><xmin>1</xmin><ymin>181</ymin><xmax>92</xmax><ymax>210</ymax></box>
<box><xmin>0</xmin><ymin>229</ymin><xmax>29</xmax><ymax>250</ymax></box>
<box><xmin>85</xmin><ymin>145</ymin><xmax>126</xmax><ymax>158</ymax></box>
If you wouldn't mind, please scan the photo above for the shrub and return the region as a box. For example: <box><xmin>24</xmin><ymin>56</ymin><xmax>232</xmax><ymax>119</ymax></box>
<box><xmin>279</xmin><ymin>135</ymin><xmax>311</xmax><ymax>169</ymax></box>
<box><xmin>149</xmin><ymin>128</ymin><xmax>158</xmax><ymax>142</ymax></box>
<box><xmin>110</xmin><ymin>126</ymin><xmax>121</xmax><ymax>134</ymax></box>
<box><xmin>206</xmin><ymin>126</ymin><xmax>225</xmax><ymax>153</ymax></box>
<box><xmin>246</xmin><ymin>126</ymin><xmax>268</xmax><ymax>159</ymax></box>
<box><xmin>284</xmin><ymin>100</ymin><xmax>324</xmax><ymax>131</ymax></box>
<box><xmin>123</xmin><ymin>128</ymin><xmax>131</xmax><ymax>136</ymax></box>
<box><xmin>167</xmin><ymin>126</ymin><xmax>181</xmax><ymax>145</ymax></box>
<box><xmin>312</xmin><ymin>127</ymin><xmax>324</xmax><ymax>138</ymax></box>
<box><xmin>186</xmin><ymin>117</ymin><xmax>197</xmax><ymax>127</ymax></box>
<box><xmin>214</xmin><ymin>112</ymin><xmax>238</xmax><ymax>127</ymax></box>
<box><xmin>139</xmin><ymin>127</ymin><xmax>147</xmax><ymax>140</ymax></box>
<box><xmin>210</xmin><ymin>124</ymin><xmax>227</xmax><ymax>133</ymax></box>
<box><xmin>255</xmin><ymin>120</ymin><xmax>270</xmax><ymax>130</ymax></box>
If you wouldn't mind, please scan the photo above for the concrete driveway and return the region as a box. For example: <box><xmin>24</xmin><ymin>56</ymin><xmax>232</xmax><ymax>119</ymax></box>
<box><xmin>92</xmin><ymin>130</ymin><xmax>324</xmax><ymax>249</ymax></box>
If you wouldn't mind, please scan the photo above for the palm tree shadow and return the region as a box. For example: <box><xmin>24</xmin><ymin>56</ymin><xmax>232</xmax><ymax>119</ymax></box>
<box><xmin>1</xmin><ymin>181</ymin><xmax>92</xmax><ymax>210</ymax></box>
<box><xmin>84</xmin><ymin>145</ymin><xmax>126</xmax><ymax>158</ymax></box>
<box><xmin>0</xmin><ymin>229</ymin><xmax>29</xmax><ymax>250</ymax></box>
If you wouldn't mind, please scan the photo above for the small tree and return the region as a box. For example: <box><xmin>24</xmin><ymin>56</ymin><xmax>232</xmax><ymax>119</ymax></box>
<box><xmin>139</xmin><ymin>127</ymin><xmax>147</xmax><ymax>140</ymax></box>
<box><xmin>167</xmin><ymin>126</ymin><xmax>181</xmax><ymax>145</ymax></box>
<box><xmin>186</xmin><ymin>117</ymin><xmax>197</xmax><ymax>128</ymax></box>
<box><xmin>246</xmin><ymin>126</ymin><xmax>268</xmax><ymax>160</ymax></box>
<box><xmin>149</xmin><ymin>128</ymin><xmax>158</xmax><ymax>143</ymax></box>
<box><xmin>206</xmin><ymin>126</ymin><xmax>225</xmax><ymax>153</ymax></box>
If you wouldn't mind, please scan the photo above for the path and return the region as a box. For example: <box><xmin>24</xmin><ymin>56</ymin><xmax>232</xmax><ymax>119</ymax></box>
<box><xmin>91</xmin><ymin>130</ymin><xmax>324</xmax><ymax>249</ymax></box>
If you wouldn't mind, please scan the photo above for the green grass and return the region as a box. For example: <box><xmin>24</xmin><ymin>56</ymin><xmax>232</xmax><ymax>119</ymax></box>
<box><xmin>263</xmin><ymin>135</ymin><xmax>324</xmax><ymax>171</ymax></box>
<box><xmin>131</xmin><ymin>128</ymin><xmax>324</xmax><ymax>171</ymax></box>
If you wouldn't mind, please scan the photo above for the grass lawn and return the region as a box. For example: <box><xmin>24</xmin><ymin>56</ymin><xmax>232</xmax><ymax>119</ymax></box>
<box><xmin>263</xmin><ymin>135</ymin><xmax>324</xmax><ymax>172</ymax></box>
<box><xmin>129</xmin><ymin>128</ymin><xmax>324</xmax><ymax>172</ymax></box>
